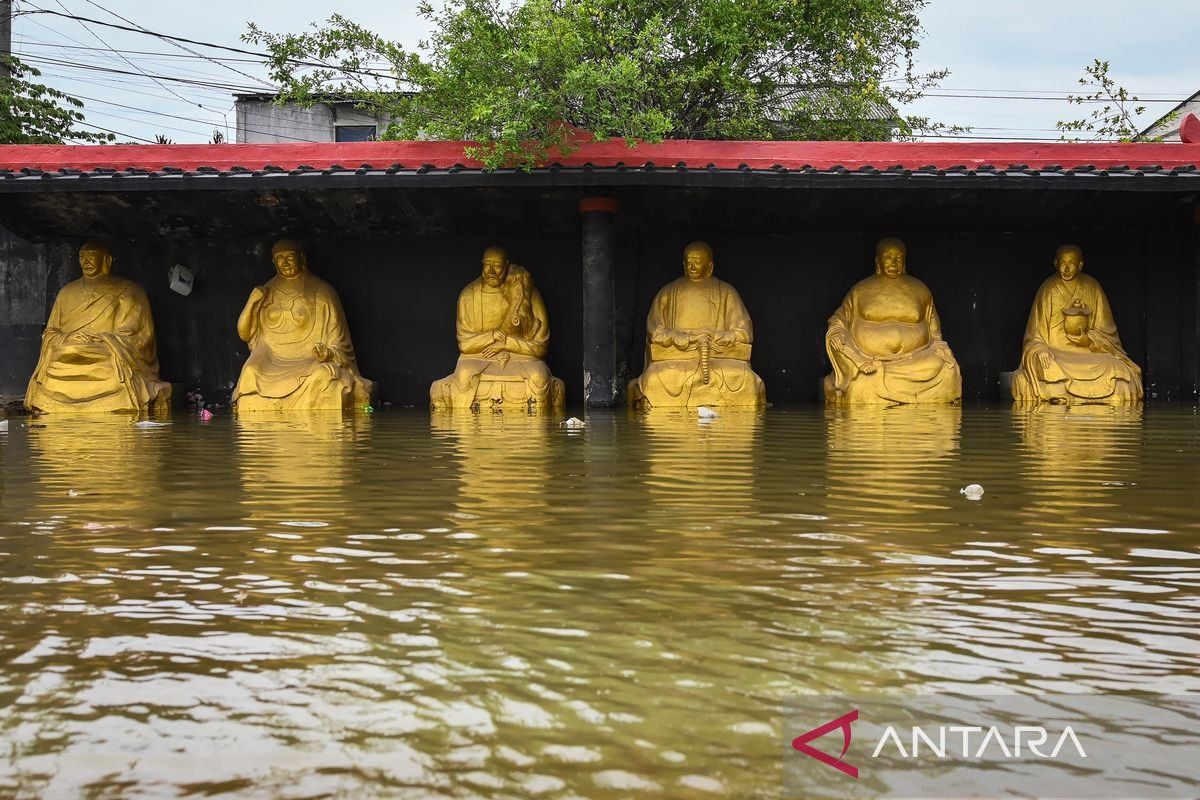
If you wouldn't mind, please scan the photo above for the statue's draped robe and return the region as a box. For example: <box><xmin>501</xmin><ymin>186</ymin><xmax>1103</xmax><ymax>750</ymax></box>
<box><xmin>824</xmin><ymin>274</ymin><xmax>961</xmax><ymax>405</ymax></box>
<box><xmin>25</xmin><ymin>276</ymin><xmax>170</xmax><ymax>413</ymax></box>
<box><xmin>430</xmin><ymin>278</ymin><xmax>562</xmax><ymax>410</ymax></box>
<box><xmin>234</xmin><ymin>272</ymin><xmax>372</xmax><ymax>411</ymax></box>
<box><xmin>1012</xmin><ymin>273</ymin><xmax>1141</xmax><ymax>404</ymax></box>
<box><xmin>628</xmin><ymin>276</ymin><xmax>765</xmax><ymax>407</ymax></box>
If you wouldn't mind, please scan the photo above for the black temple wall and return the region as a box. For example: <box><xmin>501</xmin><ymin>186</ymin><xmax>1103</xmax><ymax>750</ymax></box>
<box><xmin>1</xmin><ymin>186</ymin><xmax>1197</xmax><ymax>406</ymax></box>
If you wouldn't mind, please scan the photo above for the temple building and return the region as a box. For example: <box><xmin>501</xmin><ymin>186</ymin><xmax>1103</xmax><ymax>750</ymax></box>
<box><xmin>1</xmin><ymin>129</ymin><xmax>1199</xmax><ymax>407</ymax></box>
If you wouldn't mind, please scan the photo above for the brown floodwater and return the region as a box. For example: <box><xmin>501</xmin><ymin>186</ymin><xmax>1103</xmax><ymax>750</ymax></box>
<box><xmin>0</xmin><ymin>405</ymin><xmax>1198</xmax><ymax>798</ymax></box>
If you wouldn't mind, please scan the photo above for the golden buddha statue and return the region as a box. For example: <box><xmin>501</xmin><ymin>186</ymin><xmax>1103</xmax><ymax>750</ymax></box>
<box><xmin>430</xmin><ymin>246</ymin><xmax>565</xmax><ymax>411</ymax></box>
<box><xmin>24</xmin><ymin>242</ymin><xmax>171</xmax><ymax>415</ymax></box>
<box><xmin>823</xmin><ymin>237</ymin><xmax>961</xmax><ymax>405</ymax></box>
<box><xmin>1012</xmin><ymin>245</ymin><xmax>1143</xmax><ymax>406</ymax></box>
<box><xmin>627</xmin><ymin>241</ymin><xmax>766</xmax><ymax>409</ymax></box>
<box><xmin>233</xmin><ymin>240</ymin><xmax>374</xmax><ymax>412</ymax></box>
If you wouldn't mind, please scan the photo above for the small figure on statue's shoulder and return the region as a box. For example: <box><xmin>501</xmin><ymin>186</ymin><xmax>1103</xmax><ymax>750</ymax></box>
<box><xmin>429</xmin><ymin>246</ymin><xmax>565</xmax><ymax>411</ymax></box>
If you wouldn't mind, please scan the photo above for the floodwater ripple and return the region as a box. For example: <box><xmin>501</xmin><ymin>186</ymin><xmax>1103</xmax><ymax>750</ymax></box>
<box><xmin>0</xmin><ymin>405</ymin><xmax>1197</xmax><ymax>798</ymax></box>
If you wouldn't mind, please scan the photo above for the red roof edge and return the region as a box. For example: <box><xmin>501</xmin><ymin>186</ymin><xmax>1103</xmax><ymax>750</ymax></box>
<box><xmin>2</xmin><ymin>138</ymin><xmax>1200</xmax><ymax>173</ymax></box>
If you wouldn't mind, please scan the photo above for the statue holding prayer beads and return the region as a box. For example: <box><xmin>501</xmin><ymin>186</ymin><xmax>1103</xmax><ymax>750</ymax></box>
<box><xmin>627</xmin><ymin>241</ymin><xmax>766</xmax><ymax>409</ymax></box>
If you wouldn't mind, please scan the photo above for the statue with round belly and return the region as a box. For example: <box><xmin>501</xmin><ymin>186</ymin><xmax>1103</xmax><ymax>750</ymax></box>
<box><xmin>628</xmin><ymin>241</ymin><xmax>765</xmax><ymax>409</ymax></box>
<box><xmin>824</xmin><ymin>238</ymin><xmax>961</xmax><ymax>405</ymax></box>
<box><xmin>1012</xmin><ymin>244</ymin><xmax>1142</xmax><ymax>406</ymax></box>
<box><xmin>233</xmin><ymin>240</ymin><xmax>374</xmax><ymax>412</ymax></box>
<box><xmin>25</xmin><ymin>242</ymin><xmax>171</xmax><ymax>415</ymax></box>
<box><xmin>430</xmin><ymin>247</ymin><xmax>565</xmax><ymax>411</ymax></box>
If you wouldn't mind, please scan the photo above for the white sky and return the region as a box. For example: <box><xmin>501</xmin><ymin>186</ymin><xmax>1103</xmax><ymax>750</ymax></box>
<box><xmin>8</xmin><ymin>0</ymin><xmax>1200</xmax><ymax>144</ymax></box>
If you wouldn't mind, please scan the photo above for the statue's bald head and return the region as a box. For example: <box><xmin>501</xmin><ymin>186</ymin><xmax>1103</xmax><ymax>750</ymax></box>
<box><xmin>875</xmin><ymin>237</ymin><xmax>907</xmax><ymax>278</ymax></box>
<box><xmin>481</xmin><ymin>246</ymin><xmax>510</xmax><ymax>287</ymax></box>
<box><xmin>78</xmin><ymin>241</ymin><xmax>114</xmax><ymax>278</ymax></box>
<box><xmin>272</xmin><ymin>239</ymin><xmax>304</xmax><ymax>258</ymax></box>
<box><xmin>80</xmin><ymin>241</ymin><xmax>113</xmax><ymax>259</ymax></box>
<box><xmin>1054</xmin><ymin>243</ymin><xmax>1084</xmax><ymax>281</ymax></box>
<box><xmin>683</xmin><ymin>241</ymin><xmax>714</xmax><ymax>281</ymax></box>
<box><xmin>271</xmin><ymin>239</ymin><xmax>306</xmax><ymax>278</ymax></box>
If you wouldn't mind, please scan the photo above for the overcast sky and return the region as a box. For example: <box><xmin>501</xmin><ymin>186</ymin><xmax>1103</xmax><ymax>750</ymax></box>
<box><xmin>9</xmin><ymin>0</ymin><xmax>1199</xmax><ymax>144</ymax></box>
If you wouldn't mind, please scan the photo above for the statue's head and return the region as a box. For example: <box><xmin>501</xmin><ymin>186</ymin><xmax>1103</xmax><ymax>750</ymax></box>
<box><xmin>1054</xmin><ymin>244</ymin><xmax>1084</xmax><ymax>282</ymax></box>
<box><xmin>875</xmin><ymin>237</ymin><xmax>907</xmax><ymax>279</ymax></box>
<box><xmin>78</xmin><ymin>241</ymin><xmax>114</xmax><ymax>279</ymax></box>
<box><xmin>481</xmin><ymin>246</ymin><xmax>510</xmax><ymax>288</ymax></box>
<box><xmin>683</xmin><ymin>241</ymin><xmax>714</xmax><ymax>281</ymax></box>
<box><xmin>271</xmin><ymin>239</ymin><xmax>307</xmax><ymax>279</ymax></box>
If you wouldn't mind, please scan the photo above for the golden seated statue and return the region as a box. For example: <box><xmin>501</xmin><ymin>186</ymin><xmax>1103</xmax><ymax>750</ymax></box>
<box><xmin>823</xmin><ymin>237</ymin><xmax>961</xmax><ymax>406</ymax></box>
<box><xmin>24</xmin><ymin>242</ymin><xmax>171</xmax><ymax>415</ymax></box>
<box><xmin>233</xmin><ymin>240</ymin><xmax>374</xmax><ymax>412</ymax></box>
<box><xmin>1012</xmin><ymin>245</ymin><xmax>1143</xmax><ymax>406</ymax></box>
<box><xmin>627</xmin><ymin>241</ymin><xmax>766</xmax><ymax>409</ymax></box>
<box><xmin>430</xmin><ymin>246</ymin><xmax>565</xmax><ymax>411</ymax></box>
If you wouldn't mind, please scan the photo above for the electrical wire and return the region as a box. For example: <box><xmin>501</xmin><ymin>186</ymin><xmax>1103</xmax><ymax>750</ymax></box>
<box><xmin>79</xmin><ymin>0</ymin><xmax>276</xmax><ymax>89</ymax></box>
<box><xmin>18</xmin><ymin>7</ymin><xmax>401</xmax><ymax>80</ymax></box>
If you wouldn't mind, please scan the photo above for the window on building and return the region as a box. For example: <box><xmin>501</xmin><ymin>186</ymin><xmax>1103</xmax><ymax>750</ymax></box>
<box><xmin>335</xmin><ymin>125</ymin><xmax>377</xmax><ymax>142</ymax></box>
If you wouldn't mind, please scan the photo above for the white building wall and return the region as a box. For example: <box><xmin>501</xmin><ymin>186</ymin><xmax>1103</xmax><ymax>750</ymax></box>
<box><xmin>235</xmin><ymin>99</ymin><xmax>393</xmax><ymax>144</ymax></box>
<box><xmin>1142</xmin><ymin>93</ymin><xmax>1200</xmax><ymax>142</ymax></box>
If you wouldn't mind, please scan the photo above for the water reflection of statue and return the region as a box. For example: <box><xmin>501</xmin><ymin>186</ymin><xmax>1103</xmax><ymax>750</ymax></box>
<box><xmin>824</xmin><ymin>405</ymin><xmax>961</xmax><ymax>532</ymax></box>
<box><xmin>431</xmin><ymin>412</ymin><xmax>553</xmax><ymax>541</ymax></box>
<box><xmin>430</xmin><ymin>247</ymin><xmax>565</xmax><ymax>411</ymax></box>
<box><xmin>637</xmin><ymin>410</ymin><xmax>762</xmax><ymax>535</ymax></box>
<box><xmin>233</xmin><ymin>240</ymin><xmax>374</xmax><ymax>412</ymax></box>
<box><xmin>25</xmin><ymin>242</ymin><xmax>171</xmax><ymax>415</ymax></box>
<box><xmin>628</xmin><ymin>242</ymin><xmax>766</xmax><ymax>409</ymax></box>
<box><xmin>824</xmin><ymin>238</ymin><xmax>961</xmax><ymax>406</ymax></box>
<box><xmin>1015</xmin><ymin>405</ymin><xmax>1143</xmax><ymax>529</ymax></box>
<box><xmin>236</xmin><ymin>412</ymin><xmax>368</xmax><ymax>525</ymax></box>
<box><xmin>1012</xmin><ymin>245</ymin><xmax>1143</xmax><ymax>406</ymax></box>
<box><xmin>27</xmin><ymin>416</ymin><xmax>165</xmax><ymax>524</ymax></box>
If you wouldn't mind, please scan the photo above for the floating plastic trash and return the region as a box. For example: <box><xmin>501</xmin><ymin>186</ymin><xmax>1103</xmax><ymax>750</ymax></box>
<box><xmin>0</xmin><ymin>420</ymin><xmax>7</xmax><ymax>432</ymax></box>
<box><xmin>198</xmin><ymin>409</ymin><xmax>213</xmax><ymax>421</ymax></box>
<box><xmin>697</xmin><ymin>406</ymin><xmax>720</xmax><ymax>419</ymax></box>
<box><xmin>561</xmin><ymin>417</ymin><xmax>586</xmax><ymax>429</ymax></box>
<box><xmin>134</xmin><ymin>420</ymin><xmax>169</xmax><ymax>428</ymax></box>
<box><xmin>960</xmin><ymin>483</ymin><xmax>985</xmax><ymax>500</ymax></box>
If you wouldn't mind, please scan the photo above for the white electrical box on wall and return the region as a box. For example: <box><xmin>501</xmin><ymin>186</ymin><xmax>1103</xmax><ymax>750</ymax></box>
<box><xmin>168</xmin><ymin>264</ymin><xmax>194</xmax><ymax>296</ymax></box>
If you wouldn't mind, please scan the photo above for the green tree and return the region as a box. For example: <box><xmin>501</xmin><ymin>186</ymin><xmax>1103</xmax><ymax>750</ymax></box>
<box><xmin>246</xmin><ymin>0</ymin><xmax>949</xmax><ymax>168</ymax></box>
<box><xmin>0</xmin><ymin>55</ymin><xmax>114</xmax><ymax>144</ymax></box>
<box><xmin>1056</xmin><ymin>59</ymin><xmax>1172</xmax><ymax>143</ymax></box>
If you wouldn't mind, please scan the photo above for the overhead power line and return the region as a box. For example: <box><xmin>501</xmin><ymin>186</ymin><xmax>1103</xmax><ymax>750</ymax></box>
<box><xmin>43</xmin><ymin>0</ymin><xmax>201</xmax><ymax>108</ymax></box>
<box><xmin>17</xmin><ymin>7</ymin><xmax>400</xmax><ymax>81</ymax></box>
<box><xmin>71</xmin><ymin>119</ymin><xmax>156</xmax><ymax>142</ymax></box>
<box><xmin>16</xmin><ymin>52</ymin><xmax>268</xmax><ymax>92</ymax></box>
<box><xmin>79</xmin><ymin>0</ymin><xmax>274</xmax><ymax>89</ymax></box>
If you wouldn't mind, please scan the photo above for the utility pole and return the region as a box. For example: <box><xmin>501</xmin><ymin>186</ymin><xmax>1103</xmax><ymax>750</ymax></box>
<box><xmin>1</xmin><ymin>0</ymin><xmax>12</xmax><ymax>81</ymax></box>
